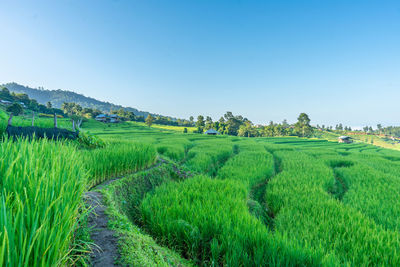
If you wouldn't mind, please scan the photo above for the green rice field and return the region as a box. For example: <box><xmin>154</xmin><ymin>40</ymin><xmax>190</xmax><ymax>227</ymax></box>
<box><xmin>2</xmin><ymin>118</ymin><xmax>400</xmax><ymax>266</ymax></box>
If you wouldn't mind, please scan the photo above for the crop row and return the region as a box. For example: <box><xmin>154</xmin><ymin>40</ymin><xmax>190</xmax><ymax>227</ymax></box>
<box><xmin>266</xmin><ymin>148</ymin><xmax>400</xmax><ymax>265</ymax></box>
<box><xmin>141</xmin><ymin>140</ymin><xmax>328</xmax><ymax>266</ymax></box>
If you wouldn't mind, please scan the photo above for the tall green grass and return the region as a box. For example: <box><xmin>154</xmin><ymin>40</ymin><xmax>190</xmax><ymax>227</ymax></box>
<box><xmin>0</xmin><ymin>109</ymin><xmax>8</xmax><ymax>136</ymax></box>
<box><xmin>82</xmin><ymin>141</ymin><xmax>157</xmax><ymax>188</ymax></box>
<box><xmin>0</xmin><ymin>138</ymin><xmax>87</xmax><ymax>266</ymax></box>
<box><xmin>0</xmin><ymin>126</ymin><xmax>158</xmax><ymax>265</ymax></box>
<box><xmin>216</xmin><ymin>149</ymin><xmax>274</xmax><ymax>189</ymax></box>
<box><xmin>156</xmin><ymin>138</ymin><xmax>193</xmax><ymax>162</ymax></box>
<box><xmin>185</xmin><ymin>139</ymin><xmax>234</xmax><ymax>175</ymax></box>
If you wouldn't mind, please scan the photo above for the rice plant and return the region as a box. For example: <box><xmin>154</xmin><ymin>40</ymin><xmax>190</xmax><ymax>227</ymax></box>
<box><xmin>0</xmin><ymin>138</ymin><xmax>87</xmax><ymax>266</ymax></box>
<box><xmin>82</xmin><ymin>140</ymin><xmax>157</xmax><ymax>187</ymax></box>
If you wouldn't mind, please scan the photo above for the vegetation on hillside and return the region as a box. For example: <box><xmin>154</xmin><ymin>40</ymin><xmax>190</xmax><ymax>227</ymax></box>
<box><xmin>2</xmin><ymin>82</ymin><xmax>149</xmax><ymax>117</ymax></box>
<box><xmin>2</xmin><ymin>83</ymin><xmax>195</xmax><ymax>127</ymax></box>
<box><xmin>1</xmin><ymin>86</ymin><xmax>63</xmax><ymax>115</ymax></box>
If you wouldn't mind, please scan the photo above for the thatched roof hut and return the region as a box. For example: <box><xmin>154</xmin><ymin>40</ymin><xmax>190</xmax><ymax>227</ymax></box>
<box><xmin>204</xmin><ymin>129</ymin><xmax>220</xmax><ymax>135</ymax></box>
<box><xmin>338</xmin><ymin>136</ymin><xmax>352</xmax><ymax>143</ymax></box>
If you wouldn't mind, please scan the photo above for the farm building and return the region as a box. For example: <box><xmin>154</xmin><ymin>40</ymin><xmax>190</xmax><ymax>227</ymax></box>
<box><xmin>338</xmin><ymin>136</ymin><xmax>353</xmax><ymax>143</ymax></box>
<box><xmin>204</xmin><ymin>129</ymin><xmax>220</xmax><ymax>135</ymax></box>
<box><xmin>0</xmin><ymin>99</ymin><xmax>12</xmax><ymax>105</ymax></box>
<box><xmin>95</xmin><ymin>114</ymin><xmax>108</xmax><ymax>122</ymax></box>
<box><xmin>109</xmin><ymin>114</ymin><xmax>120</xmax><ymax>123</ymax></box>
<box><xmin>95</xmin><ymin>114</ymin><xmax>121</xmax><ymax>123</ymax></box>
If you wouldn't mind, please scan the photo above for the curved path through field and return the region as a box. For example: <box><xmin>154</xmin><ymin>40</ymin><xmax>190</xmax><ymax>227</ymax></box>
<box><xmin>85</xmin><ymin>158</ymin><xmax>165</xmax><ymax>266</ymax></box>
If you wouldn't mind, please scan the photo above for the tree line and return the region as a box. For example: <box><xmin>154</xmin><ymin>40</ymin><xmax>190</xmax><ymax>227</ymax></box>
<box><xmin>179</xmin><ymin>112</ymin><xmax>314</xmax><ymax>138</ymax></box>
<box><xmin>4</xmin><ymin>85</ymin><xmax>397</xmax><ymax>139</ymax></box>
<box><xmin>315</xmin><ymin>123</ymin><xmax>400</xmax><ymax>138</ymax></box>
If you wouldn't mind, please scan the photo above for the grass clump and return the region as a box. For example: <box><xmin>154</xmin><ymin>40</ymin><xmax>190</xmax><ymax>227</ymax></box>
<box><xmin>82</xmin><ymin>141</ymin><xmax>157</xmax><ymax>187</ymax></box>
<box><xmin>0</xmin><ymin>138</ymin><xmax>87</xmax><ymax>266</ymax></box>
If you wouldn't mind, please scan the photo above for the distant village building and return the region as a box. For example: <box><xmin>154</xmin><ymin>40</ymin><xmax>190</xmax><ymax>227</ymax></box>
<box><xmin>338</xmin><ymin>136</ymin><xmax>352</xmax><ymax>144</ymax></box>
<box><xmin>95</xmin><ymin>114</ymin><xmax>108</xmax><ymax>122</ymax></box>
<box><xmin>0</xmin><ymin>100</ymin><xmax>12</xmax><ymax>105</ymax></box>
<box><xmin>109</xmin><ymin>114</ymin><xmax>120</xmax><ymax>123</ymax></box>
<box><xmin>204</xmin><ymin>129</ymin><xmax>220</xmax><ymax>135</ymax></box>
<box><xmin>95</xmin><ymin>114</ymin><xmax>121</xmax><ymax>123</ymax></box>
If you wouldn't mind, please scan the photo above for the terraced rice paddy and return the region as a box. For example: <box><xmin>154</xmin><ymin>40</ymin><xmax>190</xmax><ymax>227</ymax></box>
<box><xmin>2</xmin><ymin>119</ymin><xmax>400</xmax><ymax>266</ymax></box>
<box><xmin>89</xmin><ymin>121</ymin><xmax>400</xmax><ymax>266</ymax></box>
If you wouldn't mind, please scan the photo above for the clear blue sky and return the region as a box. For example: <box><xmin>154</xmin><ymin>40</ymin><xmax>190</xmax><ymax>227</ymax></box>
<box><xmin>1</xmin><ymin>0</ymin><xmax>399</xmax><ymax>127</ymax></box>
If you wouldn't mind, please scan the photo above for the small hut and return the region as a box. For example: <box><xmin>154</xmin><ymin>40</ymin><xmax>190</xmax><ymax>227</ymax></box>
<box><xmin>0</xmin><ymin>100</ymin><xmax>12</xmax><ymax>105</ymax></box>
<box><xmin>95</xmin><ymin>114</ymin><xmax>121</xmax><ymax>123</ymax></box>
<box><xmin>338</xmin><ymin>136</ymin><xmax>352</xmax><ymax>144</ymax></box>
<box><xmin>95</xmin><ymin>114</ymin><xmax>108</xmax><ymax>122</ymax></box>
<box><xmin>109</xmin><ymin>114</ymin><xmax>120</xmax><ymax>123</ymax></box>
<box><xmin>204</xmin><ymin>129</ymin><xmax>220</xmax><ymax>135</ymax></box>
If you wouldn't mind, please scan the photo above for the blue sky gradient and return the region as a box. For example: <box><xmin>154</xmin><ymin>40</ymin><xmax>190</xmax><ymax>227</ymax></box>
<box><xmin>1</xmin><ymin>0</ymin><xmax>399</xmax><ymax>127</ymax></box>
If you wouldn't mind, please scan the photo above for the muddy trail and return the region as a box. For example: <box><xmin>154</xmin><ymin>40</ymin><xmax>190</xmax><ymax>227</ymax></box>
<box><xmin>85</xmin><ymin>158</ymin><xmax>166</xmax><ymax>266</ymax></box>
<box><xmin>85</xmin><ymin>191</ymin><xmax>119</xmax><ymax>266</ymax></box>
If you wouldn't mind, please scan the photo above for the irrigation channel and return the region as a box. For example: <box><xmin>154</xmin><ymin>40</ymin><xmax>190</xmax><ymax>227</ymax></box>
<box><xmin>248</xmin><ymin>151</ymin><xmax>282</xmax><ymax>230</ymax></box>
<box><xmin>327</xmin><ymin>161</ymin><xmax>353</xmax><ymax>201</ymax></box>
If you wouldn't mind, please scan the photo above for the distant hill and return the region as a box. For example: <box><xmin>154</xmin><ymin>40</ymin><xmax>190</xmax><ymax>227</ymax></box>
<box><xmin>2</xmin><ymin>82</ymin><xmax>152</xmax><ymax>117</ymax></box>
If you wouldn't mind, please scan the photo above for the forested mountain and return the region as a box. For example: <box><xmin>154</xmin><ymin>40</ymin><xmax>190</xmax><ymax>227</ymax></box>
<box><xmin>2</xmin><ymin>82</ymin><xmax>152</xmax><ymax>117</ymax></box>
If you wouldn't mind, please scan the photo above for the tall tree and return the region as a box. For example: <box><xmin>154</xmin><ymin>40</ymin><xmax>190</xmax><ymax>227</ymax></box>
<box><xmin>223</xmin><ymin>111</ymin><xmax>245</xmax><ymax>136</ymax></box>
<box><xmin>0</xmin><ymin>87</ymin><xmax>13</xmax><ymax>101</ymax></box>
<box><xmin>196</xmin><ymin>115</ymin><xmax>205</xmax><ymax>128</ymax></box>
<box><xmin>145</xmin><ymin>114</ymin><xmax>154</xmax><ymax>127</ymax></box>
<box><xmin>282</xmin><ymin>119</ymin><xmax>289</xmax><ymax>128</ymax></box>
<box><xmin>238</xmin><ymin>121</ymin><xmax>256</xmax><ymax>137</ymax></box>
<box><xmin>377</xmin><ymin>124</ymin><xmax>382</xmax><ymax>134</ymax></box>
<box><xmin>205</xmin><ymin>116</ymin><xmax>213</xmax><ymax>130</ymax></box>
<box><xmin>46</xmin><ymin>101</ymin><xmax>52</xmax><ymax>109</ymax></box>
<box><xmin>294</xmin><ymin>113</ymin><xmax>313</xmax><ymax>137</ymax></box>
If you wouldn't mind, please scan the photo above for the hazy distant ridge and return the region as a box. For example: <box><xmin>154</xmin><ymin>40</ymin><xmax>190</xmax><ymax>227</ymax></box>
<box><xmin>2</xmin><ymin>82</ymin><xmax>152</xmax><ymax>117</ymax></box>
